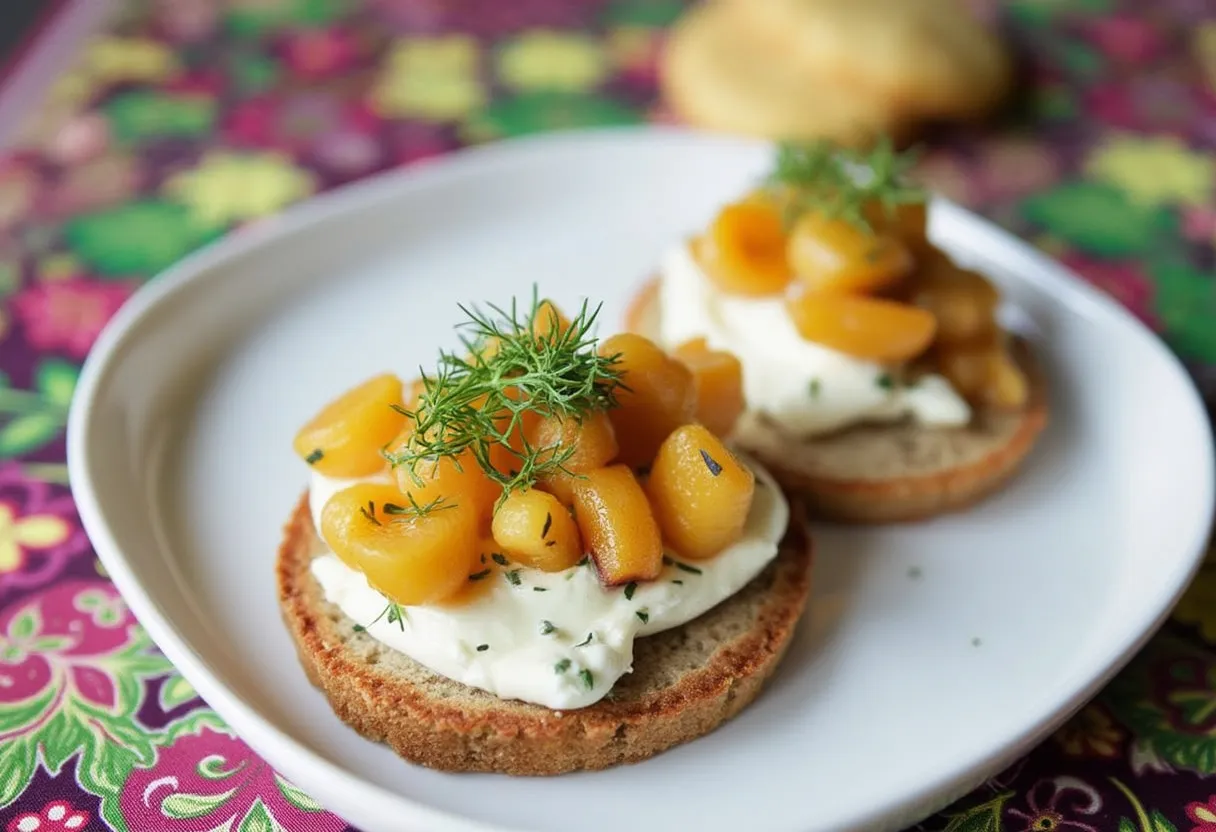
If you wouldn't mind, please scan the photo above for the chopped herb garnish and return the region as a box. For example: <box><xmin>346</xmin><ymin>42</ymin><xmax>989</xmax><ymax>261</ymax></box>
<box><xmin>576</xmin><ymin>555</ymin><xmax>590</xmax><ymax>567</ymax></box>
<box><xmin>533</xmin><ymin>586</ymin><xmax>548</xmax><ymax>592</ymax></box>
<box><xmin>673</xmin><ymin>560</ymin><xmax>703</xmax><ymax>575</ymax></box>
<box><xmin>555</xmin><ymin>658</ymin><xmax>571</xmax><ymax>674</ymax></box>
<box><xmin>358</xmin><ymin>501</ymin><xmax>382</xmax><ymax>526</ymax></box>
<box><xmin>305</xmin><ymin>448</ymin><xmax>324</xmax><ymax>465</ymax></box>
<box><xmin>575</xmin><ymin>633</ymin><xmax>593</xmax><ymax>648</ymax></box>
<box><xmin>364</xmin><ymin>600</ymin><xmax>406</xmax><ymax>631</ymax></box>
<box><xmin>468</xmin><ymin>569</ymin><xmax>492</xmax><ymax>581</ymax></box>
<box><xmin>491</xmin><ymin>553</ymin><xmax>509</xmax><ymax>566</ymax></box>
<box><xmin>700</xmin><ymin>449</ymin><xmax>723</xmax><ymax>477</ymax></box>
<box><xmin>579</xmin><ymin>669</ymin><xmax>594</xmax><ymax>690</ymax></box>
<box><xmin>480</xmin><ymin>553</ymin><xmax>486</xmax><ymax>564</ymax></box>
<box><xmin>766</xmin><ymin>138</ymin><xmax>925</xmax><ymax>232</ymax></box>
<box><xmin>672</xmin><ymin>579</ymin><xmax>684</xmax><ymax>586</ymax></box>
<box><xmin>352</xmin><ymin>624</ymin><xmax>365</xmax><ymax>632</ymax></box>
<box><xmin>540</xmin><ymin>620</ymin><xmax>557</xmax><ymax>635</ymax></box>
<box><xmin>624</xmin><ymin>581</ymin><xmax>637</xmax><ymax>601</ymax></box>
<box><xmin>908</xmin><ymin>566</ymin><xmax>923</xmax><ymax>580</ymax></box>
<box><xmin>876</xmin><ymin>372</ymin><xmax>894</xmax><ymax>391</ymax></box>
<box><xmin>808</xmin><ymin>378</ymin><xmax>822</xmax><ymax>398</ymax></box>
<box><xmin>971</xmin><ymin>637</ymin><xmax>982</xmax><ymax>647</ymax></box>
<box><xmin>541</xmin><ymin>512</ymin><xmax>553</xmax><ymax>539</ymax></box>
<box><xmin>636</xmin><ymin>609</ymin><xmax>649</xmax><ymax>624</ymax></box>
<box><xmin>476</xmin><ymin>643</ymin><xmax>489</xmax><ymax>652</ymax></box>
<box><xmin>382</xmin><ymin>292</ymin><xmax>624</xmax><ymax>502</ymax></box>
<box><xmin>504</xmin><ymin>569</ymin><xmax>522</xmax><ymax>587</ymax></box>
<box><xmin>383</xmin><ymin>494</ymin><xmax>453</xmax><ymax>519</ymax></box>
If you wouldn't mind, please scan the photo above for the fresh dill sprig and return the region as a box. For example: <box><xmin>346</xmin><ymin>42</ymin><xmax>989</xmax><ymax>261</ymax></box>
<box><xmin>384</xmin><ymin>290</ymin><xmax>623</xmax><ymax>499</ymax></box>
<box><xmin>356</xmin><ymin>598</ymin><xmax>407</xmax><ymax>632</ymax></box>
<box><xmin>382</xmin><ymin>493</ymin><xmax>453</xmax><ymax>520</ymax></box>
<box><xmin>764</xmin><ymin>137</ymin><xmax>925</xmax><ymax>233</ymax></box>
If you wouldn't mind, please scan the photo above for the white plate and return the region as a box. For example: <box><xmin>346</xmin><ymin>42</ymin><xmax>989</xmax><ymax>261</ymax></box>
<box><xmin>68</xmin><ymin>129</ymin><xmax>1214</xmax><ymax>832</ymax></box>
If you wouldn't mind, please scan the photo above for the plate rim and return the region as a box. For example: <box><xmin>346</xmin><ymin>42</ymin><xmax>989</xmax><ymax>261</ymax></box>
<box><xmin>67</xmin><ymin>126</ymin><xmax>1216</xmax><ymax>832</ymax></box>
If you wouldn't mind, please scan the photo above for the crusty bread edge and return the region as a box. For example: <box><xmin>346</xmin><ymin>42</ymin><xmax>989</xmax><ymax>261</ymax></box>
<box><xmin>277</xmin><ymin>492</ymin><xmax>813</xmax><ymax>775</ymax></box>
<box><xmin>624</xmin><ymin>278</ymin><xmax>1049</xmax><ymax>524</ymax></box>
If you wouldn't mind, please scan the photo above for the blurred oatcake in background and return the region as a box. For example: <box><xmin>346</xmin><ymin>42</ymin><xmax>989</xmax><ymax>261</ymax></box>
<box><xmin>660</xmin><ymin>0</ymin><xmax>1013</xmax><ymax>147</ymax></box>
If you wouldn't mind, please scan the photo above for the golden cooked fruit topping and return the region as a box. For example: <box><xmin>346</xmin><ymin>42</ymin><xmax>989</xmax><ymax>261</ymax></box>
<box><xmin>784</xmin><ymin>284</ymin><xmax>937</xmax><ymax>363</ymax></box>
<box><xmin>598</xmin><ymin>333</ymin><xmax>696</xmax><ymax>467</ymax></box>
<box><xmin>491</xmin><ymin>489</ymin><xmax>582</xmax><ymax>572</ymax></box>
<box><xmin>672</xmin><ymin>337</ymin><xmax>745</xmax><ymax>438</ymax></box>
<box><xmin>646</xmin><ymin>425</ymin><xmax>755</xmax><ymax>561</ymax></box>
<box><xmin>695</xmin><ymin>199</ymin><xmax>792</xmax><ymax>296</ymax></box>
<box><xmin>293</xmin><ymin>374</ymin><xmax>406</xmax><ymax>478</ymax></box>
<box><xmin>786</xmin><ymin>212</ymin><xmax>912</xmax><ymax>295</ymax></box>
<box><xmin>572</xmin><ymin>465</ymin><xmax>664</xmax><ymax>586</ymax></box>
<box><xmin>298</xmin><ymin>295</ymin><xmax>762</xmax><ymax>609</ymax></box>
<box><xmin>320</xmin><ymin>483</ymin><xmax>479</xmax><ymax>606</ymax></box>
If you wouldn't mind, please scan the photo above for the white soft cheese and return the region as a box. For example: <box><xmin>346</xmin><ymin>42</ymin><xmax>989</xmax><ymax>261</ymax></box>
<box><xmin>308</xmin><ymin>458</ymin><xmax>788</xmax><ymax>711</ymax></box>
<box><xmin>657</xmin><ymin>242</ymin><xmax>970</xmax><ymax>436</ymax></box>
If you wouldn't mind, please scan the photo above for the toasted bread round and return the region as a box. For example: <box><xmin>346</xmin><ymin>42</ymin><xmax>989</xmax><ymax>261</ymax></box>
<box><xmin>625</xmin><ymin>279</ymin><xmax>1049</xmax><ymax>524</ymax></box>
<box><xmin>659</xmin><ymin>1</ymin><xmax>905</xmax><ymax>146</ymax></box>
<box><xmin>277</xmin><ymin>492</ymin><xmax>813</xmax><ymax>775</ymax></box>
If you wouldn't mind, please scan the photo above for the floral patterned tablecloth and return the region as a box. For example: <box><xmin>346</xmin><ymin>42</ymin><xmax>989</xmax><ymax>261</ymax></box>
<box><xmin>1</xmin><ymin>0</ymin><xmax>1215</xmax><ymax>830</ymax></box>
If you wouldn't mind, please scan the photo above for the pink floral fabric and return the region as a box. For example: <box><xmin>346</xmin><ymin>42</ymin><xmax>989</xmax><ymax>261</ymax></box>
<box><xmin>1</xmin><ymin>0</ymin><xmax>1215</xmax><ymax>830</ymax></box>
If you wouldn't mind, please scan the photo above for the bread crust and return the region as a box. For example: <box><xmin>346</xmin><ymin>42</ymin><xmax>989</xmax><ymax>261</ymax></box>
<box><xmin>625</xmin><ymin>278</ymin><xmax>1049</xmax><ymax>524</ymax></box>
<box><xmin>277</xmin><ymin>493</ymin><xmax>813</xmax><ymax>775</ymax></box>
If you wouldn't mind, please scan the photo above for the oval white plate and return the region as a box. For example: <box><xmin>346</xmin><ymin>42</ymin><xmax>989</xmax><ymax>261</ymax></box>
<box><xmin>69</xmin><ymin>129</ymin><xmax>1214</xmax><ymax>832</ymax></box>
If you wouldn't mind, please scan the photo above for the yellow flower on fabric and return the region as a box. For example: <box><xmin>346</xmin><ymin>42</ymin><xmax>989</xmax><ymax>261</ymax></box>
<box><xmin>1084</xmin><ymin>133</ymin><xmax>1214</xmax><ymax>209</ymax></box>
<box><xmin>497</xmin><ymin>31</ymin><xmax>609</xmax><ymax>92</ymax></box>
<box><xmin>164</xmin><ymin>151</ymin><xmax>316</xmax><ymax>227</ymax></box>
<box><xmin>371</xmin><ymin>36</ymin><xmax>485</xmax><ymax>120</ymax></box>
<box><xmin>0</xmin><ymin>502</ymin><xmax>69</xmax><ymax>574</ymax></box>
<box><xmin>1175</xmin><ymin>556</ymin><xmax>1216</xmax><ymax>642</ymax></box>
<box><xmin>84</xmin><ymin>37</ymin><xmax>180</xmax><ymax>86</ymax></box>
<box><xmin>38</xmin><ymin>253</ymin><xmax>83</xmax><ymax>283</ymax></box>
<box><xmin>1195</xmin><ymin>23</ymin><xmax>1216</xmax><ymax>96</ymax></box>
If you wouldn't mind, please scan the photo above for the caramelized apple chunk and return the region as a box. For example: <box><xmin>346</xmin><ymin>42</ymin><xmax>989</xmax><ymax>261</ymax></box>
<box><xmin>531</xmin><ymin>411</ymin><xmax>619</xmax><ymax>504</ymax></box>
<box><xmin>385</xmin><ymin>427</ymin><xmax>500</xmax><ymax>523</ymax></box>
<box><xmin>598</xmin><ymin>333</ymin><xmax>696</xmax><ymax>467</ymax></box>
<box><xmin>646</xmin><ymin>424</ymin><xmax>754</xmax><ymax>561</ymax></box>
<box><xmin>786</xmin><ymin>212</ymin><xmax>913</xmax><ymax>295</ymax></box>
<box><xmin>672</xmin><ymin>338</ymin><xmax>745</xmax><ymax>438</ymax></box>
<box><xmin>864</xmin><ymin>200</ymin><xmax>930</xmax><ymax>256</ymax></box>
<box><xmin>785</xmin><ymin>284</ymin><xmax>937</xmax><ymax>362</ymax></box>
<box><xmin>696</xmin><ymin>200</ymin><xmax>793</xmax><ymax>296</ymax></box>
<box><xmin>908</xmin><ymin>252</ymin><xmax>1000</xmax><ymax>345</ymax></box>
<box><xmin>491</xmin><ymin>489</ymin><xmax>582</xmax><ymax>572</ymax></box>
<box><xmin>293</xmin><ymin>374</ymin><xmax>406</xmax><ymax>478</ymax></box>
<box><xmin>320</xmin><ymin>483</ymin><xmax>479</xmax><ymax>606</ymax></box>
<box><xmin>572</xmin><ymin>465</ymin><xmax>663</xmax><ymax>586</ymax></box>
<box><xmin>935</xmin><ymin>336</ymin><xmax>1030</xmax><ymax>410</ymax></box>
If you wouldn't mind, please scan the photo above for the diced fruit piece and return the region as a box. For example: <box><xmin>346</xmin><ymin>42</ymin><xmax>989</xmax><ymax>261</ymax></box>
<box><xmin>293</xmin><ymin>374</ymin><xmax>406</xmax><ymax>478</ymax></box>
<box><xmin>935</xmin><ymin>338</ymin><xmax>1029</xmax><ymax>410</ymax></box>
<box><xmin>386</xmin><ymin>427</ymin><xmax>500</xmax><ymax>523</ymax></box>
<box><xmin>785</xmin><ymin>285</ymin><xmax>937</xmax><ymax>362</ymax></box>
<box><xmin>491</xmin><ymin>489</ymin><xmax>582</xmax><ymax>572</ymax></box>
<box><xmin>672</xmin><ymin>338</ymin><xmax>745</xmax><ymax>438</ymax></box>
<box><xmin>320</xmin><ymin>483</ymin><xmax>480</xmax><ymax>606</ymax></box>
<box><xmin>908</xmin><ymin>252</ymin><xmax>1000</xmax><ymax>344</ymax></box>
<box><xmin>531</xmin><ymin>299</ymin><xmax>571</xmax><ymax>341</ymax></box>
<box><xmin>645</xmin><ymin>425</ymin><xmax>755</xmax><ymax>561</ymax></box>
<box><xmin>531</xmin><ymin>411</ymin><xmax>619</xmax><ymax>504</ymax></box>
<box><xmin>438</xmin><ymin>535</ymin><xmax>502</xmax><ymax>607</ymax></box>
<box><xmin>598</xmin><ymin>333</ymin><xmax>696</xmax><ymax>467</ymax></box>
<box><xmin>864</xmin><ymin>200</ymin><xmax>930</xmax><ymax>256</ymax></box>
<box><xmin>572</xmin><ymin>465</ymin><xmax>663</xmax><ymax>586</ymax></box>
<box><xmin>695</xmin><ymin>200</ymin><xmax>793</xmax><ymax>296</ymax></box>
<box><xmin>786</xmin><ymin>212</ymin><xmax>913</xmax><ymax>295</ymax></box>
<box><xmin>986</xmin><ymin>350</ymin><xmax>1029</xmax><ymax>410</ymax></box>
